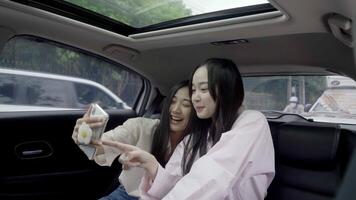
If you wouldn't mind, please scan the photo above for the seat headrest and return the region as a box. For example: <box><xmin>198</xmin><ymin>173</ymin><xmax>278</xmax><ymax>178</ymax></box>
<box><xmin>278</xmin><ymin>122</ymin><xmax>340</xmax><ymax>169</ymax></box>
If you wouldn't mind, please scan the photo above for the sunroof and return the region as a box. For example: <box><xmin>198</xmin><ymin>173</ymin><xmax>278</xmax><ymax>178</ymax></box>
<box><xmin>11</xmin><ymin>0</ymin><xmax>277</xmax><ymax>36</ymax></box>
<box><xmin>64</xmin><ymin>0</ymin><xmax>271</xmax><ymax>28</ymax></box>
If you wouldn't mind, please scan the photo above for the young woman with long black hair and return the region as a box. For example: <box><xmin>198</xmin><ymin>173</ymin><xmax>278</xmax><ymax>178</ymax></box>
<box><xmin>102</xmin><ymin>58</ymin><xmax>275</xmax><ymax>200</ymax></box>
<box><xmin>72</xmin><ymin>80</ymin><xmax>193</xmax><ymax>200</ymax></box>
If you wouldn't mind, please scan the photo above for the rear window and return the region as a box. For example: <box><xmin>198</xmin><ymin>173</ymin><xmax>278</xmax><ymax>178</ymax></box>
<box><xmin>243</xmin><ymin>75</ymin><xmax>356</xmax><ymax>124</ymax></box>
<box><xmin>0</xmin><ymin>36</ymin><xmax>144</xmax><ymax>111</ymax></box>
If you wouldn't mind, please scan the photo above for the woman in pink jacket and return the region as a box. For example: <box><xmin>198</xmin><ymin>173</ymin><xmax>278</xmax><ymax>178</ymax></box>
<box><xmin>103</xmin><ymin>58</ymin><xmax>275</xmax><ymax>200</ymax></box>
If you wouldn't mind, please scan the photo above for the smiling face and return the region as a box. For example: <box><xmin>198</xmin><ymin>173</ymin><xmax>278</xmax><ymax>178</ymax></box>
<box><xmin>191</xmin><ymin>66</ymin><xmax>217</xmax><ymax>119</ymax></box>
<box><xmin>169</xmin><ymin>86</ymin><xmax>192</xmax><ymax>134</ymax></box>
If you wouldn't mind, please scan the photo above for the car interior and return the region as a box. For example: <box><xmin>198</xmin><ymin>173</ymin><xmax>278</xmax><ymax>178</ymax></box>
<box><xmin>0</xmin><ymin>0</ymin><xmax>355</xmax><ymax>199</ymax></box>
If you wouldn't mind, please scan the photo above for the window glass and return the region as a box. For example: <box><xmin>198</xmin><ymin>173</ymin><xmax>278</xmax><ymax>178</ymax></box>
<box><xmin>25</xmin><ymin>76</ymin><xmax>72</xmax><ymax>108</ymax></box>
<box><xmin>64</xmin><ymin>0</ymin><xmax>271</xmax><ymax>28</ymax></box>
<box><xmin>74</xmin><ymin>83</ymin><xmax>127</xmax><ymax>109</ymax></box>
<box><xmin>0</xmin><ymin>36</ymin><xmax>143</xmax><ymax>111</ymax></box>
<box><xmin>0</xmin><ymin>73</ymin><xmax>16</xmax><ymax>104</ymax></box>
<box><xmin>243</xmin><ymin>75</ymin><xmax>356</xmax><ymax>124</ymax></box>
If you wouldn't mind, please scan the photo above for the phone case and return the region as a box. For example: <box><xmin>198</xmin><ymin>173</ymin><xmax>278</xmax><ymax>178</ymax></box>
<box><xmin>80</xmin><ymin>103</ymin><xmax>109</xmax><ymax>160</ymax></box>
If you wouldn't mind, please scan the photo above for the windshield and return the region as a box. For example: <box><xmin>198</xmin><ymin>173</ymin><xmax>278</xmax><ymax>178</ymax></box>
<box><xmin>243</xmin><ymin>75</ymin><xmax>356</xmax><ymax>124</ymax></box>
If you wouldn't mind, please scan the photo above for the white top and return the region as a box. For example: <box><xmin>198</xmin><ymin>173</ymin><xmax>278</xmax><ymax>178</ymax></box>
<box><xmin>139</xmin><ymin>110</ymin><xmax>275</xmax><ymax>200</ymax></box>
<box><xmin>94</xmin><ymin>117</ymin><xmax>160</xmax><ymax>197</ymax></box>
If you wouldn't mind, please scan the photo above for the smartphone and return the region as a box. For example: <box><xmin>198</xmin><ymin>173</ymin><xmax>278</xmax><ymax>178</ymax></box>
<box><xmin>89</xmin><ymin>103</ymin><xmax>109</xmax><ymax>140</ymax></box>
<box><xmin>79</xmin><ymin>103</ymin><xmax>109</xmax><ymax>160</ymax></box>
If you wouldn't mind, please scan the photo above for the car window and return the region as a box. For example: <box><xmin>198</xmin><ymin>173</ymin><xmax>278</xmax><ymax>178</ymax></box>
<box><xmin>243</xmin><ymin>75</ymin><xmax>356</xmax><ymax>124</ymax></box>
<box><xmin>25</xmin><ymin>76</ymin><xmax>73</xmax><ymax>108</ymax></box>
<box><xmin>0</xmin><ymin>36</ymin><xmax>144</xmax><ymax>111</ymax></box>
<box><xmin>0</xmin><ymin>73</ymin><xmax>16</xmax><ymax>104</ymax></box>
<box><xmin>74</xmin><ymin>82</ymin><xmax>125</xmax><ymax>109</ymax></box>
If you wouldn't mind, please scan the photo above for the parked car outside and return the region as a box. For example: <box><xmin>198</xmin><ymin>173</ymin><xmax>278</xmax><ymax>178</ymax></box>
<box><xmin>303</xmin><ymin>76</ymin><xmax>356</xmax><ymax>123</ymax></box>
<box><xmin>0</xmin><ymin>68</ymin><xmax>131</xmax><ymax>111</ymax></box>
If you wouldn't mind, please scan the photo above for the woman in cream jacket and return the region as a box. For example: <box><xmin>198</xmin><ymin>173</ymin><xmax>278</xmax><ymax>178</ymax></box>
<box><xmin>72</xmin><ymin>80</ymin><xmax>194</xmax><ymax>200</ymax></box>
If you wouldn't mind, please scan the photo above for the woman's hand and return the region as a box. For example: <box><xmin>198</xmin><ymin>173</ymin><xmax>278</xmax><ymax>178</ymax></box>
<box><xmin>72</xmin><ymin>105</ymin><xmax>105</xmax><ymax>144</ymax></box>
<box><xmin>101</xmin><ymin>140</ymin><xmax>159</xmax><ymax>178</ymax></box>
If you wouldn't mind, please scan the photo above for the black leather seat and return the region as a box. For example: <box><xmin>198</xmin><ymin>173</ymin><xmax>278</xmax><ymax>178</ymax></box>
<box><xmin>335</xmin><ymin>148</ymin><xmax>356</xmax><ymax>200</ymax></box>
<box><xmin>266</xmin><ymin>122</ymin><xmax>342</xmax><ymax>200</ymax></box>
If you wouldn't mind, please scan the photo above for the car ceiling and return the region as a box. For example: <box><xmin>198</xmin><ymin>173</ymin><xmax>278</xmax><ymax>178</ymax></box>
<box><xmin>0</xmin><ymin>0</ymin><xmax>355</xmax><ymax>94</ymax></box>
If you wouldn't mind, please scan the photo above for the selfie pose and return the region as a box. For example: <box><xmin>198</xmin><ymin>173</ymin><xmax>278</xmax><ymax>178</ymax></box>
<box><xmin>72</xmin><ymin>80</ymin><xmax>193</xmax><ymax>200</ymax></box>
<box><xmin>103</xmin><ymin>58</ymin><xmax>275</xmax><ymax>200</ymax></box>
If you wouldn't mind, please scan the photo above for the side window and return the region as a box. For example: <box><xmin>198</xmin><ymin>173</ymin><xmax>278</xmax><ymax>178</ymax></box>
<box><xmin>0</xmin><ymin>36</ymin><xmax>144</xmax><ymax>111</ymax></box>
<box><xmin>244</xmin><ymin>77</ymin><xmax>288</xmax><ymax>110</ymax></box>
<box><xmin>0</xmin><ymin>73</ymin><xmax>16</xmax><ymax>104</ymax></box>
<box><xmin>243</xmin><ymin>75</ymin><xmax>356</xmax><ymax>124</ymax></box>
<box><xmin>25</xmin><ymin>76</ymin><xmax>73</xmax><ymax>108</ymax></box>
<box><xmin>243</xmin><ymin>76</ymin><xmax>325</xmax><ymax>111</ymax></box>
<box><xmin>74</xmin><ymin>83</ymin><xmax>123</xmax><ymax>109</ymax></box>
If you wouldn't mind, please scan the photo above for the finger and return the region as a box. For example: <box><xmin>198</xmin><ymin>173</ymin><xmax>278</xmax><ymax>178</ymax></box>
<box><xmin>118</xmin><ymin>156</ymin><xmax>140</xmax><ymax>169</ymax></box>
<box><xmin>76</xmin><ymin>118</ymin><xmax>103</xmax><ymax>130</ymax></box>
<box><xmin>72</xmin><ymin>119</ymin><xmax>83</xmax><ymax>144</ymax></box>
<box><xmin>88</xmin><ymin>121</ymin><xmax>105</xmax><ymax>129</ymax></box>
<box><xmin>72</xmin><ymin>130</ymin><xmax>79</xmax><ymax>144</ymax></box>
<box><xmin>118</xmin><ymin>153</ymin><xmax>129</xmax><ymax>164</ymax></box>
<box><xmin>125</xmin><ymin>151</ymin><xmax>139</xmax><ymax>161</ymax></box>
<box><xmin>72</xmin><ymin>124</ymin><xmax>79</xmax><ymax>140</ymax></box>
<box><xmin>125</xmin><ymin>150</ymin><xmax>148</xmax><ymax>163</ymax></box>
<box><xmin>102</xmin><ymin>140</ymin><xmax>137</xmax><ymax>152</ymax></box>
<box><xmin>84</xmin><ymin>117</ymin><xmax>104</xmax><ymax>123</ymax></box>
<box><xmin>91</xmin><ymin>139</ymin><xmax>102</xmax><ymax>146</ymax></box>
<box><xmin>122</xmin><ymin>163</ymin><xmax>130</xmax><ymax>170</ymax></box>
<box><xmin>130</xmin><ymin>162</ymin><xmax>141</xmax><ymax>167</ymax></box>
<box><xmin>76</xmin><ymin>118</ymin><xmax>84</xmax><ymax>124</ymax></box>
<box><xmin>73</xmin><ymin>124</ymin><xmax>78</xmax><ymax>133</ymax></box>
<box><xmin>74</xmin><ymin>124</ymin><xmax>79</xmax><ymax>131</ymax></box>
<box><xmin>83</xmin><ymin>104</ymin><xmax>93</xmax><ymax>118</ymax></box>
<box><xmin>125</xmin><ymin>161</ymin><xmax>141</xmax><ymax>168</ymax></box>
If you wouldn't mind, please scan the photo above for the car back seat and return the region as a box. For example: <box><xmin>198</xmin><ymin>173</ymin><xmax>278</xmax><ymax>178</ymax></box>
<box><xmin>143</xmin><ymin>89</ymin><xmax>164</xmax><ymax>119</ymax></box>
<box><xmin>266</xmin><ymin>121</ymin><xmax>342</xmax><ymax>200</ymax></box>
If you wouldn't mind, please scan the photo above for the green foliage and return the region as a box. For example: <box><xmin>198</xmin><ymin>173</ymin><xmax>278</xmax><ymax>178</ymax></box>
<box><xmin>244</xmin><ymin>77</ymin><xmax>288</xmax><ymax>110</ymax></box>
<box><xmin>305</xmin><ymin>76</ymin><xmax>326</xmax><ymax>105</ymax></box>
<box><xmin>0</xmin><ymin>0</ymin><xmax>192</xmax><ymax>105</ymax></box>
<box><xmin>0</xmin><ymin>36</ymin><xmax>141</xmax><ymax>104</ymax></box>
<box><xmin>243</xmin><ymin>76</ymin><xmax>327</xmax><ymax>111</ymax></box>
<box><xmin>65</xmin><ymin>0</ymin><xmax>192</xmax><ymax>27</ymax></box>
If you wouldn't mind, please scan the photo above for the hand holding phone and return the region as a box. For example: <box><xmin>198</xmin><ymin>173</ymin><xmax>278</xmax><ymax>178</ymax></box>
<box><xmin>89</xmin><ymin>103</ymin><xmax>109</xmax><ymax>140</ymax></box>
<box><xmin>78</xmin><ymin>103</ymin><xmax>109</xmax><ymax>159</ymax></box>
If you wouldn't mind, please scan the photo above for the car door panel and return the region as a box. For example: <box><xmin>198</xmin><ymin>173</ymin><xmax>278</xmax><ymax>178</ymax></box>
<box><xmin>0</xmin><ymin>109</ymin><xmax>136</xmax><ymax>200</ymax></box>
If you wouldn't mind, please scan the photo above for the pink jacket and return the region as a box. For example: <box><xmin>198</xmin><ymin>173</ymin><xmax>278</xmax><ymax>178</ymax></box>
<box><xmin>140</xmin><ymin>110</ymin><xmax>275</xmax><ymax>200</ymax></box>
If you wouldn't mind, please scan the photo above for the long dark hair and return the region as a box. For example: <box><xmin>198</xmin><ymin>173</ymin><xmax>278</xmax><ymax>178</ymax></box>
<box><xmin>183</xmin><ymin>58</ymin><xmax>244</xmax><ymax>174</ymax></box>
<box><xmin>151</xmin><ymin>80</ymin><xmax>193</xmax><ymax>167</ymax></box>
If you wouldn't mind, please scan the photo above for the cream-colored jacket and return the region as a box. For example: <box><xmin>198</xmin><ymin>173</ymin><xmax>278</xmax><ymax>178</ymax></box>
<box><xmin>94</xmin><ymin>117</ymin><xmax>160</xmax><ymax>197</ymax></box>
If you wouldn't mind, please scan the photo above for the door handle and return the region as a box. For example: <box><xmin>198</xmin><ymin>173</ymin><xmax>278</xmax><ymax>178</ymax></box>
<box><xmin>22</xmin><ymin>149</ymin><xmax>43</xmax><ymax>156</ymax></box>
<box><xmin>15</xmin><ymin>141</ymin><xmax>53</xmax><ymax>159</ymax></box>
